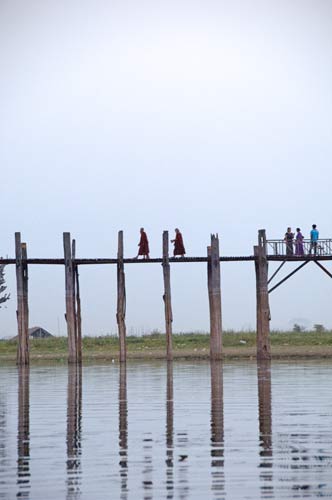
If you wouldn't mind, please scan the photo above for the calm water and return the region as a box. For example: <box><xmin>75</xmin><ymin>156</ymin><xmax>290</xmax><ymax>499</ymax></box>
<box><xmin>0</xmin><ymin>360</ymin><xmax>332</xmax><ymax>499</ymax></box>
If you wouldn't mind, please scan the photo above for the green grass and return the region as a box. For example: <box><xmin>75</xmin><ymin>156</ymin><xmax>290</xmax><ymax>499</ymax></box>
<box><xmin>1</xmin><ymin>330</ymin><xmax>332</xmax><ymax>358</ymax></box>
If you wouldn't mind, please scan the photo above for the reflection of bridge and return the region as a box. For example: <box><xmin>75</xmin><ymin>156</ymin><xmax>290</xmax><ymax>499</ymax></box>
<box><xmin>267</xmin><ymin>239</ymin><xmax>332</xmax><ymax>257</ymax></box>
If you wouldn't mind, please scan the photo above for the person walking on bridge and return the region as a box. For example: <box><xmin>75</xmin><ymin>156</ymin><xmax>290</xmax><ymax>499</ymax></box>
<box><xmin>295</xmin><ymin>228</ymin><xmax>304</xmax><ymax>256</ymax></box>
<box><xmin>135</xmin><ymin>228</ymin><xmax>150</xmax><ymax>259</ymax></box>
<box><xmin>171</xmin><ymin>228</ymin><xmax>186</xmax><ymax>257</ymax></box>
<box><xmin>309</xmin><ymin>224</ymin><xmax>319</xmax><ymax>255</ymax></box>
<box><xmin>284</xmin><ymin>227</ymin><xmax>294</xmax><ymax>256</ymax></box>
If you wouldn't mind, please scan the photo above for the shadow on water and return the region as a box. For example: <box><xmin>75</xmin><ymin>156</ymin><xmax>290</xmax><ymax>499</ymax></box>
<box><xmin>257</xmin><ymin>361</ymin><xmax>273</xmax><ymax>499</ymax></box>
<box><xmin>66</xmin><ymin>365</ymin><xmax>82</xmax><ymax>500</ymax></box>
<box><xmin>210</xmin><ymin>361</ymin><xmax>224</xmax><ymax>499</ymax></box>
<box><xmin>17</xmin><ymin>366</ymin><xmax>30</xmax><ymax>499</ymax></box>
<box><xmin>119</xmin><ymin>364</ymin><xmax>128</xmax><ymax>500</ymax></box>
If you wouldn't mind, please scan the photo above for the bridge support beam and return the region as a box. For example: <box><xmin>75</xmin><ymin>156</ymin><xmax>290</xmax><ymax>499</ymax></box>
<box><xmin>16</xmin><ymin>233</ymin><xmax>29</xmax><ymax>366</ymax></box>
<box><xmin>117</xmin><ymin>231</ymin><xmax>127</xmax><ymax>363</ymax></box>
<box><xmin>207</xmin><ymin>234</ymin><xmax>222</xmax><ymax>360</ymax></box>
<box><xmin>254</xmin><ymin>230</ymin><xmax>271</xmax><ymax>360</ymax></box>
<box><xmin>162</xmin><ymin>231</ymin><xmax>173</xmax><ymax>361</ymax></box>
<box><xmin>64</xmin><ymin>233</ymin><xmax>77</xmax><ymax>363</ymax></box>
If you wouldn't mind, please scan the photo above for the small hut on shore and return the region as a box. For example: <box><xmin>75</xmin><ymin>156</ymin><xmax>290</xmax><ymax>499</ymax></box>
<box><xmin>11</xmin><ymin>326</ymin><xmax>54</xmax><ymax>341</ymax></box>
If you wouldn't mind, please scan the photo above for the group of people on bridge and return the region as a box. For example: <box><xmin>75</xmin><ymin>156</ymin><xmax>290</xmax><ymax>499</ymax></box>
<box><xmin>284</xmin><ymin>224</ymin><xmax>319</xmax><ymax>256</ymax></box>
<box><xmin>134</xmin><ymin>228</ymin><xmax>186</xmax><ymax>259</ymax></box>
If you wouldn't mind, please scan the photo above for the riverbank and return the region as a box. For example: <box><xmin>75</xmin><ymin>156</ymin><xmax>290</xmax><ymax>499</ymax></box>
<box><xmin>1</xmin><ymin>331</ymin><xmax>332</xmax><ymax>361</ymax></box>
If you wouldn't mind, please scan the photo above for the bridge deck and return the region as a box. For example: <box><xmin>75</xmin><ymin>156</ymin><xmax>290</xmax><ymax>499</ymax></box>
<box><xmin>1</xmin><ymin>255</ymin><xmax>332</xmax><ymax>265</ymax></box>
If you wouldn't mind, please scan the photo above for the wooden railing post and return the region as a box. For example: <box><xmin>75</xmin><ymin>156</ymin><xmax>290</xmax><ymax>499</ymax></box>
<box><xmin>64</xmin><ymin>232</ymin><xmax>77</xmax><ymax>363</ymax></box>
<box><xmin>117</xmin><ymin>231</ymin><xmax>127</xmax><ymax>363</ymax></box>
<box><xmin>162</xmin><ymin>231</ymin><xmax>173</xmax><ymax>361</ymax></box>
<box><xmin>16</xmin><ymin>233</ymin><xmax>29</xmax><ymax>365</ymax></box>
<box><xmin>254</xmin><ymin>229</ymin><xmax>271</xmax><ymax>360</ymax></box>
<box><xmin>207</xmin><ymin>235</ymin><xmax>222</xmax><ymax>360</ymax></box>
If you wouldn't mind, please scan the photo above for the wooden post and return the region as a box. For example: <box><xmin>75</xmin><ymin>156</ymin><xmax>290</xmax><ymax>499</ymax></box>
<box><xmin>162</xmin><ymin>231</ymin><xmax>173</xmax><ymax>361</ymax></box>
<box><xmin>72</xmin><ymin>240</ymin><xmax>82</xmax><ymax>364</ymax></box>
<box><xmin>207</xmin><ymin>234</ymin><xmax>222</xmax><ymax>360</ymax></box>
<box><xmin>16</xmin><ymin>233</ymin><xmax>29</xmax><ymax>365</ymax></box>
<box><xmin>75</xmin><ymin>267</ymin><xmax>82</xmax><ymax>364</ymax></box>
<box><xmin>117</xmin><ymin>231</ymin><xmax>127</xmax><ymax>363</ymax></box>
<box><xmin>64</xmin><ymin>232</ymin><xmax>77</xmax><ymax>363</ymax></box>
<box><xmin>254</xmin><ymin>229</ymin><xmax>271</xmax><ymax>360</ymax></box>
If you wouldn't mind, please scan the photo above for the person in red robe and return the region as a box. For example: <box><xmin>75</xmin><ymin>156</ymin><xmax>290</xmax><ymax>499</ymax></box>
<box><xmin>135</xmin><ymin>227</ymin><xmax>150</xmax><ymax>259</ymax></box>
<box><xmin>171</xmin><ymin>228</ymin><xmax>186</xmax><ymax>257</ymax></box>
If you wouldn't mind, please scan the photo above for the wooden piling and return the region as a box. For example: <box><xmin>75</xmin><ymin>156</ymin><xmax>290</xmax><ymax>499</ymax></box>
<box><xmin>254</xmin><ymin>230</ymin><xmax>271</xmax><ymax>360</ymax></box>
<box><xmin>162</xmin><ymin>231</ymin><xmax>173</xmax><ymax>361</ymax></box>
<box><xmin>117</xmin><ymin>231</ymin><xmax>127</xmax><ymax>363</ymax></box>
<box><xmin>207</xmin><ymin>235</ymin><xmax>222</xmax><ymax>360</ymax></box>
<box><xmin>64</xmin><ymin>232</ymin><xmax>77</xmax><ymax>363</ymax></box>
<box><xmin>72</xmin><ymin>240</ymin><xmax>82</xmax><ymax>364</ymax></box>
<box><xmin>16</xmin><ymin>233</ymin><xmax>29</xmax><ymax>365</ymax></box>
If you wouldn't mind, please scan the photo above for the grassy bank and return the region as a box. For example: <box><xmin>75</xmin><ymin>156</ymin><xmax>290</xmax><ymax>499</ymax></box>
<box><xmin>1</xmin><ymin>331</ymin><xmax>332</xmax><ymax>361</ymax></box>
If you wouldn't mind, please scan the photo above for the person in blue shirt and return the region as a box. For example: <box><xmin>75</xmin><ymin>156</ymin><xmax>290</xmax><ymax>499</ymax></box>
<box><xmin>309</xmin><ymin>224</ymin><xmax>319</xmax><ymax>255</ymax></box>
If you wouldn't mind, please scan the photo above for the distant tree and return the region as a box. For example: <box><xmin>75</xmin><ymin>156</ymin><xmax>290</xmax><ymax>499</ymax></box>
<box><xmin>313</xmin><ymin>324</ymin><xmax>325</xmax><ymax>333</ymax></box>
<box><xmin>0</xmin><ymin>263</ymin><xmax>10</xmax><ymax>308</ymax></box>
<box><xmin>293</xmin><ymin>323</ymin><xmax>306</xmax><ymax>333</ymax></box>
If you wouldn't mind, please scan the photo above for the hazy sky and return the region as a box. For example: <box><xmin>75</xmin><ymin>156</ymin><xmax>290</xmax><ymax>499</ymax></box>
<box><xmin>1</xmin><ymin>0</ymin><xmax>332</xmax><ymax>337</ymax></box>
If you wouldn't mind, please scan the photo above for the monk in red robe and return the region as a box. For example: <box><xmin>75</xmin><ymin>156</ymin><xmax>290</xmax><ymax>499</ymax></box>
<box><xmin>171</xmin><ymin>228</ymin><xmax>186</xmax><ymax>257</ymax></box>
<box><xmin>135</xmin><ymin>227</ymin><xmax>150</xmax><ymax>259</ymax></box>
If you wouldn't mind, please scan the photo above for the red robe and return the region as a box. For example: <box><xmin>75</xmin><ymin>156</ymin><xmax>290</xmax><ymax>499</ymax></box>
<box><xmin>173</xmin><ymin>232</ymin><xmax>186</xmax><ymax>256</ymax></box>
<box><xmin>138</xmin><ymin>231</ymin><xmax>149</xmax><ymax>255</ymax></box>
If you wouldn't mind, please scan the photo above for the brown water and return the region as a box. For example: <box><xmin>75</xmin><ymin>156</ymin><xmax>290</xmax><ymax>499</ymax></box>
<box><xmin>0</xmin><ymin>360</ymin><xmax>331</xmax><ymax>499</ymax></box>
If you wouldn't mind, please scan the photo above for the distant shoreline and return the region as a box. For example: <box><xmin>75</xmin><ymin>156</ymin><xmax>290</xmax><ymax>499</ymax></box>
<box><xmin>1</xmin><ymin>331</ymin><xmax>332</xmax><ymax>362</ymax></box>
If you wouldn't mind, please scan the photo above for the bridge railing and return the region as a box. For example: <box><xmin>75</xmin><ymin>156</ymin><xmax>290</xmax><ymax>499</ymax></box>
<box><xmin>266</xmin><ymin>239</ymin><xmax>332</xmax><ymax>256</ymax></box>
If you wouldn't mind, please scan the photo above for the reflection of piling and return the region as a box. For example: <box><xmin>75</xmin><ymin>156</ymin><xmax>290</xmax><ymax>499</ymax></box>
<box><xmin>66</xmin><ymin>364</ymin><xmax>82</xmax><ymax>499</ymax></box>
<box><xmin>257</xmin><ymin>361</ymin><xmax>273</xmax><ymax>497</ymax></box>
<box><xmin>119</xmin><ymin>364</ymin><xmax>128</xmax><ymax>498</ymax></box>
<box><xmin>162</xmin><ymin>232</ymin><xmax>173</xmax><ymax>361</ymax></box>
<box><xmin>207</xmin><ymin>235</ymin><xmax>222</xmax><ymax>360</ymax></box>
<box><xmin>166</xmin><ymin>362</ymin><xmax>174</xmax><ymax>498</ymax></box>
<box><xmin>254</xmin><ymin>230</ymin><xmax>271</xmax><ymax>360</ymax></box>
<box><xmin>16</xmin><ymin>233</ymin><xmax>29</xmax><ymax>365</ymax></box>
<box><xmin>210</xmin><ymin>361</ymin><xmax>224</xmax><ymax>497</ymax></box>
<box><xmin>17</xmin><ymin>366</ymin><xmax>30</xmax><ymax>498</ymax></box>
<box><xmin>117</xmin><ymin>231</ymin><xmax>127</xmax><ymax>363</ymax></box>
<box><xmin>257</xmin><ymin>361</ymin><xmax>272</xmax><ymax>454</ymax></box>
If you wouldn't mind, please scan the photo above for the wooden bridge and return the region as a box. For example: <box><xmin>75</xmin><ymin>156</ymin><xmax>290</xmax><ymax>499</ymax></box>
<box><xmin>3</xmin><ymin>229</ymin><xmax>332</xmax><ymax>365</ymax></box>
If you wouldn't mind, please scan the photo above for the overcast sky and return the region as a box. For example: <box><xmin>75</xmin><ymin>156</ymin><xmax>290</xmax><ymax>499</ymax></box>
<box><xmin>1</xmin><ymin>0</ymin><xmax>332</xmax><ymax>337</ymax></box>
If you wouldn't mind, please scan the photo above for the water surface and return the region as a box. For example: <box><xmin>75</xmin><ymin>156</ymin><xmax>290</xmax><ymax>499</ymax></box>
<box><xmin>0</xmin><ymin>360</ymin><xmax>331</xmax><ymax>499</ymax></box>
